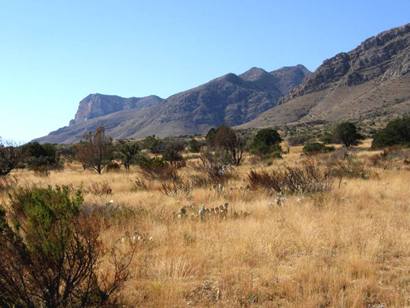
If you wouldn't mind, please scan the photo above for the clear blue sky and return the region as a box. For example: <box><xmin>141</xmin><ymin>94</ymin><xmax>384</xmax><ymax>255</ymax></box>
<box><xmin>0</xmin><ymin>0</ymin><xmax>409</xmax><ymax>142</ymax></box>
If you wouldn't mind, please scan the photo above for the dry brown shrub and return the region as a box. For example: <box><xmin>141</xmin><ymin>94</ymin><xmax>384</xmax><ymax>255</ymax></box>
<box><xmin>160</xmin><ymin>178</ymin><xmax>192</xmax><ymax>197</ymax></box>
<box><xmin>0</xmin><ymin>175</ymin><xmax>18</xmax><ymax>193</ymax></box>
<box><xmin>87</xmin><ymin>181</ymin><xmax>113</xmax><ymax>196</ymax></box>
<box><xmin>140</xmin><ymin>161</ymin><xmax>179</xmax><ymax>181</ymax></box>
<box><xmin>248</xmin><ymin>160</ymin><xmax>332</xmax><ymax>194</ymax></box>
<box><xmin>132</xmin><ymin>177</ymin><xmax>149</xmax><ymax>191</ymax></box>
<box><xmin>196</xmin><ymin>151</ymin><xmax>233</xmax><ymax>185</ymax></box>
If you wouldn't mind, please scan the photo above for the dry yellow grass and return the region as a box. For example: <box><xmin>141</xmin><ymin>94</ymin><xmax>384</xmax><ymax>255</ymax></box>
<box><xmin>2</xmin><ymin>144</ymin><xmax>410</xmax><ymax>307</ymax></box>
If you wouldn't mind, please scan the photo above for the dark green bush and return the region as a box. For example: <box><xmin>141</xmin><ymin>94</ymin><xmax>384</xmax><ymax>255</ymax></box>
<box><xmin>303</xmin><ymin>142</ymin><xmax>335</xmax><ymax>155</ymax></box>
<box><xmin>22</xmin><ymin>142</ymin><xmax>61</xmax><ymax>174</ymax></box>
<box><xmin>188</xmin><ymin>138</ymin><xmax>202</xmax><ymax>153</ymax></box>
<box><xmin>250</xmin><ymin>128</ymin><xmax>282</xmax><ymax>157</ymax></box>
<box><xmin>141</xmin><ymin>135</ymin><xmax>164</xmax><ymax>154</ymax></box>
<box><xmin>0</xmin><ymin>144</ymin><xmax>20</xmax><ymax>176</ymax></box>
<box><xmin>372</xmin><ymin>117</ymin><xmax>410</xmax><ymax>149</ymax></box>
<box><xmin>161</xmin><ymin>141</ymin><xmax>185</xmax><ymax>165</ymax></box>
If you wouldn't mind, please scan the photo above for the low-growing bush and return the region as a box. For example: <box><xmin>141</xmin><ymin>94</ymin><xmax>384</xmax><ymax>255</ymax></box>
<box><xmin>161</xmin><ymin>141</ymin><xmax>185</xmax><ymax>166</ymax></box>
<box><xmin>22</xmin><ymin>142</ymin><xmax>62</xmax><ymax>175</ymax></box>
<box><xmin>0</xmin><ymin>186</ymin><xmax>132</xmax><ymax>307</ymax></box>
<box><xmin>132</xmin><ymin>177</ymin><xmax>149</xmax><ymax>191</ymax></box>
<box><xmin>138</xmin><ymin>156</ymin><xmax>178</xmax><ymax>181</ymax></box>
<box><xmin>198</xmin><ymin>150</ymin><xmax>233</xmax><ymax>184</ymax></box>
<box><xmin>287</xmin><ymin>133</ymin><xmax>314</xmax><ymax>146</ymax></box>
<box><xmin>188</xmin><ymin>138</ymin><xmax>202</xmax><ymax>153</ymax></box>
<box><xmin>325</xmin><ymin>155</ymin><xmax>371</xmax><ymax>182</ymax></box>
<box><xmin>87</xmin><ymin>181</ymin><xmax>113</xmax><ymax>195</ymax></box>
<box><xmin>367</xmin><ymin>147</ymin><xmax>410</xmax><ymax>170</ymax></box>
<box><xmin>106</xmin><ymin>161</ymin><xmax>121</xmax><ymax>172</ymax></box>
<box><xmin>372</xmin><ymin>117</ymin><xmax>410</xmax><ymax>148</ymax></box>
<box><xmin>248</xmin><ymin>160</ymin><xmax>332</xmax><ymax>194</ymax></box>
<box><xmin>0</xmin><ymin>144</ymin><xmax>20</xmax><ymax>176</ymax></box>
<box><xmin>303</xmin><ymin>142</ymin><xmax>335</xmax><ymax>155</ymax></box>
<box><xmin>0</xmin><ymin>175</ymin><xmax>18</xmax><ymax>193</ymax></box>
<box><xmin>160</xmin><ymin>178</ymin><xmax>192</xmax><ymax>197</ymax></box>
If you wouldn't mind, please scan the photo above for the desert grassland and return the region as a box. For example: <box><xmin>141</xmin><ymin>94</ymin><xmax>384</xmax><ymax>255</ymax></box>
<box><xmin>3</xmin><ymin>143</ymin><xmax>410</xmax><ymax>307</ymax></box>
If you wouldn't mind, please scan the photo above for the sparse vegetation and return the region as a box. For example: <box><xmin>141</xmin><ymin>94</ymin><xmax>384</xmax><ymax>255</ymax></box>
<box><xmin>2</xmin><ymin>127</ymin><xmax>410</xmax><ymax>307</ymax></box>
<box><xmin>303</xmin><ymin>141</ymin><xmax>335</xmax><ymax>155</ymax></box>
<box><xmin>248</xmin><ymin>160</ymin><xmax>332</xmax><ymax>194</ymax></box>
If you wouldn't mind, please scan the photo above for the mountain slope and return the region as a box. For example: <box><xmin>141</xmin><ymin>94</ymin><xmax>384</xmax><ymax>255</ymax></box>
<box><xmin>242</xmin><ymin>23</ymin><xmax>410</xmax><ymax>129</ymax></box>
<box><xmin>70</xmin><ymin>94</ymin><xmax>164</xmax><ymax>125</ymax></box>
<box><xmin>36</xmin><ymin>65</ymin><xmax>310</xmax><ymax>143</ymax></box>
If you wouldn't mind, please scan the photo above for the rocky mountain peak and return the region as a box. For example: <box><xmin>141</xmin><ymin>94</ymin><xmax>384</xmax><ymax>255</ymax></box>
<box><xmin>287</xmin><ymin>23</ymin><xmax>410</xmax><ymax>100</ymax></box>
<box><xmin>240</xmin><ymin>67</ymin><xmax>271</xmax><ymax>81</ymax></box>
<box><xmin>70</xmin><ymin>93</ymin><xmax>163</xmax><ymax>125</ymax></box>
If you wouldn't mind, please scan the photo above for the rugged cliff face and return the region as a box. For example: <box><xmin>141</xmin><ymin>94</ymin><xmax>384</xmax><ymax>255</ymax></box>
<box><xmin>69</xmin><ymin>94</ymin><xmax>164</xmax><ymax>125</ymax></box>
<box><xmin>242</xmin><ymin>23</ymin><xmax>410</xmax><ymax>129</ymax></box>
<box><xmin>36</xmin><ymin>65</ymin><xmax>310</xmax><ymax>143</ymax></box>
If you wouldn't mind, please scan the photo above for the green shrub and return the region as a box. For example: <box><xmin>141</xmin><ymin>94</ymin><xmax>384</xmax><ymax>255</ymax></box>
<box><xmin>372</xmin><ymin>117</ymin><xmax>410</xmax><ymax>149</ymax></box>
<box><xmin>161</xmin><ymin>141</ymin><xmax>185</xmax><ymax>165</ymax></box>
<box><xmin>0</xmin><ymin>186</ymin><xmax>132</xmax><ymax>306</ymax></box>
<box><xmin>303</xmin><ymin>142</ymin><xmax>335</xmax><ymax>155</ymax></box>
<box><xmin>250</xmin><ymin>128</ymin><xmax>282</xmax><ymax>157</ymax></box>
<box><xmin>22</xmin><ymin>142</ymin><xmax>61</xmax><ymax>175</ymax></box>
<box><xmin>137</xmin><ymin>155</ymin><xmax>178</xmax><ymax>180</ymax></box>
<box><xmin>188</xmin><ymin>138</ymin><xmax>202</xmax><ymax>153</ymax></box>
<box><xmin>141</xmin><ymin>135</ymin><xmax>164</xmax><ymax>154</ymax></box>
<box><xmin>0</xmin><ymin>144</ymin><xmax>20</xmax><ymax>176</ymax></box>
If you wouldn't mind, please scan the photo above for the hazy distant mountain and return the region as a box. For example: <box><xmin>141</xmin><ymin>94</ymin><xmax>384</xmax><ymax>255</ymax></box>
<box><xmin>241</xmin><ymin>23</ymin><xmax>410</xmax><ymax>129</ymax></box>
<box><xmin>36</xmin><ymin>65</ymin><xmax>310</xmax><ymax>143</ymax></box>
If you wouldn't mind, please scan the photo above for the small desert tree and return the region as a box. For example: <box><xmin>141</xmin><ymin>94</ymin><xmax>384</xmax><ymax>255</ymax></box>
<box><xmin>115</xmin><ymin>140</ymin><xmax>140</xmax><ymax>170</ymax></box>
<box><xmin>141</xmin><ymin>135</ymin><xmax>164</xmax><ymax>154</ymax></box>
<box><xmin>0</xmin><ymin>186</ymin><xmax>132</xmax><ymax>307</ymax></box>
<box><xmin>188</xmin><ymin>138</ymin><xmax>201</xmax><ymax>153</ymax></box>
<box><xmin>75</xmin><ymin>127</ymin><xmax>113</xmax><ymax>174</ymax></box>
<box><xmin>205</xmin><ymin>128</ymin><xmax>217</xmax><ymax>147</ymax></box>
<box><xmin>161</xmin><ymin>141</ymin><xmax>185</xmax><ymax>166</ymax></box>
<box><xmin>0</xmin><ymin>139</ymin><xmax>20</xmax><ymax>176</ymax></box>
<box><xmin>213</xmin><ymin>126</ymin><xmax>244</xmax><ymax>166</ymax></box>
<box><xmin>333</xmin><ymin>122</ymin><xmax>362</xmax><ymax>147</ymax></box>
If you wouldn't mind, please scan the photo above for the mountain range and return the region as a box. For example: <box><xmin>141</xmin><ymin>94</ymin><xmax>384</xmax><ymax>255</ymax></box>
<box><xmin>37</xmin><ymin>23</ymin><xmax>410</xmax><ymax>143</ymax></box>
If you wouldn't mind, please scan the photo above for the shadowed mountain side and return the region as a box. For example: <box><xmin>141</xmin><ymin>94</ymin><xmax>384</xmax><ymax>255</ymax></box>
<box><xmin>241</xmin><ymin>23</ymin><xmax>410</xmax><ymax>129</ymax></box>
<box><xmin>36</xmin><ymin>65</ymin><xmax>310</xmax><ymax>143</ymax></box>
